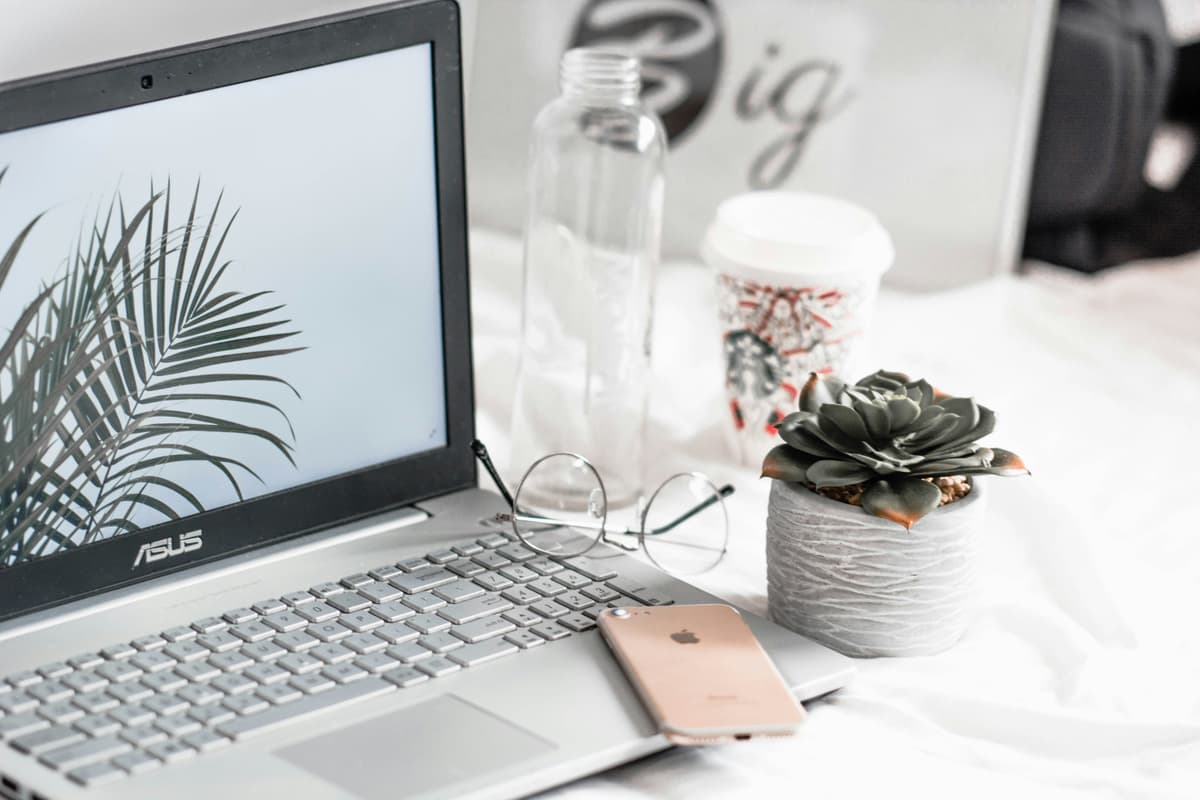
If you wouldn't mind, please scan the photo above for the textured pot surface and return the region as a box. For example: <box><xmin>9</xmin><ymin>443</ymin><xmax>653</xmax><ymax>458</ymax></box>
<box><xmin>766</xmin><ymin>479</ymin><xmax>985</xmax><ymax>657</ymax></box>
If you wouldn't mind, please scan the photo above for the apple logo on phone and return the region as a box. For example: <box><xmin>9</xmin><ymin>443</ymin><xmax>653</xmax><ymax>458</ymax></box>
<box><xmin>671</xmin><ymin>629</ymin><xmax>700</xmax><ymax>644</ymax></box>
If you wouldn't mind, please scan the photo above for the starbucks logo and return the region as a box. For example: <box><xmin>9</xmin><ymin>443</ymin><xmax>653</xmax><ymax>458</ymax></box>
<box><xmin>569</xmin><ymin>0</ymin><xmax>722</xmax><ymax>144</ymax></box>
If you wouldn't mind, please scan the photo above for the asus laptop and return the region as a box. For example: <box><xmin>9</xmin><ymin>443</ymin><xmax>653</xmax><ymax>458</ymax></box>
<box><xmin>0</xmin><ymin>2</ymin><xmax>853</xmax><ymax>798</ymax></box>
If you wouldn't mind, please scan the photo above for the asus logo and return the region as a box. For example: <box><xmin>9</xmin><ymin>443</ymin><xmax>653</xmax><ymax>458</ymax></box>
<box><xmin>132</xmin><ymin>530</ymin><xmax>203</xmax><ymax>569</ymax></box>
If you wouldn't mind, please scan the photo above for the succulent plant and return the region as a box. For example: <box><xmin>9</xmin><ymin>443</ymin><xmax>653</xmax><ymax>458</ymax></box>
<box><xmin>762</xmin><ymin>370</ymin><xmax>1028</xmax><ymax>529</ymax></box>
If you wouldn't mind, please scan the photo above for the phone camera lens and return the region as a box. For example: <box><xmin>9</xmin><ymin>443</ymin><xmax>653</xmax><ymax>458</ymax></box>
<box><xmin>612</xmin><ymin>608</ymin><xmax>630</xmax><ymax>618</ymax></box>
<box><xmin>140</xmin><ymin>75</ymin><xmax>153</xmax><ymax>90</ymax></box>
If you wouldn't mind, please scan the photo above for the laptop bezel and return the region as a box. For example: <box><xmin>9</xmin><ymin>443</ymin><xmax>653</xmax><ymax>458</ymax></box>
<box><xmin>0</xmin><ymin>0</ymin><xmax>475</xmax><ymax>622</ymax></box>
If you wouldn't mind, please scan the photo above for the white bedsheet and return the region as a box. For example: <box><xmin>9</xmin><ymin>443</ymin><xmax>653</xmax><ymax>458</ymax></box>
<box><xmin>468</xmin><ymin>228</ymin><xmax>1200</xmax><ymax>800</ymax></box>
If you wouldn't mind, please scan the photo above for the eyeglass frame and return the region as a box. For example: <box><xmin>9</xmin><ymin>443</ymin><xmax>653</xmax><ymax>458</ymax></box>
<box><xmin>471</xmin><ymin>440</ymin><xmax>734</xmax><ymax>572</ymax></box>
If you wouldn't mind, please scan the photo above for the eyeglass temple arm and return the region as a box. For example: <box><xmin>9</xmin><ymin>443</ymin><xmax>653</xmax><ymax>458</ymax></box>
<box><xmin>645</xmin><ymin>484</ymin><xmax>735</xmax><ymax>537</ymax></box>
<box><xmin>471</xmin><ymin>439</ymin><xmax>515</xmax><ymax>507</ymax></box>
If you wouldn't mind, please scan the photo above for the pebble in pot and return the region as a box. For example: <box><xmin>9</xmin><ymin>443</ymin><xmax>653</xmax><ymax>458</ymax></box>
<box><xmin>761</xmin><ymin>370</ymin><xmax>1029</xmax><ymax>657</ymax></box>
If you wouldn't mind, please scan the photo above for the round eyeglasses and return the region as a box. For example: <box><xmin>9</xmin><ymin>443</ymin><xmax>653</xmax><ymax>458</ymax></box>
<box><xmin>472</xmin><ymin>440</ymin><xmax>733</xmax><ymax>575</ymax></box>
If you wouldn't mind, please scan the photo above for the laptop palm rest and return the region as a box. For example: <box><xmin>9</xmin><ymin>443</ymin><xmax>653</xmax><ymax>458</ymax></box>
<box><xmin>276</xmin><ymin>695</ymin><xmax>556</xmax><ymax>799</ymax></box>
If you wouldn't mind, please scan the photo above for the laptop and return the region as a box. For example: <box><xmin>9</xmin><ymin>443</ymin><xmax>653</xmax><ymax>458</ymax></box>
<box><xmin>0</xmin><ymin>2</ymin><xmax>853</xmax><ymax>798</ymax></box>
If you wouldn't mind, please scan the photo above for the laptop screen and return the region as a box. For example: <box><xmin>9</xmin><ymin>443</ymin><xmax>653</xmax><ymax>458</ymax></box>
<box><xmin>0</xmin><ymin>43</ymin><xmax>448</xmax><ymax>571</ymax></box>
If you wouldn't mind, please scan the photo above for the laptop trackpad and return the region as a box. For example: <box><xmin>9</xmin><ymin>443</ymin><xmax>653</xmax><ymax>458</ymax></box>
<box><xmin>277</xmin><ymin>694</ymin><xmax>555</xmax><ymax>799</ymax></box>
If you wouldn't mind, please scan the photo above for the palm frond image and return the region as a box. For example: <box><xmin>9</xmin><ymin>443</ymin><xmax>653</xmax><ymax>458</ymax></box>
<box><xmin>0</xmin><ymin>167</ymin><xmax>304</xmax><ymax>566</ymax></box>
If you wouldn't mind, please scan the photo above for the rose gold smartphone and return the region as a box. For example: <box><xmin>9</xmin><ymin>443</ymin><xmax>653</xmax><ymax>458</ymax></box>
<box><xmin>598</xmin><ymin>604</ymin><xmax>806</xmax><ymax>744</ymax></box>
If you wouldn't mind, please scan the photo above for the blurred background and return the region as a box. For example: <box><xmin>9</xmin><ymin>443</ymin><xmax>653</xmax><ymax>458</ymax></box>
<box><xmin>4</xmin><ymin>0</ymin><xmax>1198</xmax><ymax>290</ymax></box>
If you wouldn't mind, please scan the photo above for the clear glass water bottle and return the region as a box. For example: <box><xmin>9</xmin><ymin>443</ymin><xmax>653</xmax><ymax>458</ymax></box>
<box><xmin>509</xmin><ymin>49</ymin><xmax>667</xmax><ymax>509</ymax></box>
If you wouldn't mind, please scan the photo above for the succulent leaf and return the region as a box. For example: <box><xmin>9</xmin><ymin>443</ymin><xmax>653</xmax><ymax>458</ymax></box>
<box><xmin>854</xmin><ymin>398</ymin><xmax>891</xmax><ymax>440</ymax></box>
<box><xmin>761</xmin><ymin>445</ymin><xmax>818</xmax><ymax>482</ymax></box>
<box><xmin>861</xmin><ymin>477</ymin><xmax>943</xmax><ymax>529</ymax></box>
<box><xmin>807</xmin><ymin>460</ymin><xmax>876</xmax><ymax>488</ymax></box>
<box><xmin>886</xmin><ymin>397</ymin><xmax>921</xmax><ymax>429</ymax></box>
<box><xmin>799</xmin><ymin>372</ymin><xmax>838</xmax><ymax>412</ymax></box>
<box><xmin>819</xmin><ymin>403</ymin><xmax>871</xmax><ymax>443</ymax></box>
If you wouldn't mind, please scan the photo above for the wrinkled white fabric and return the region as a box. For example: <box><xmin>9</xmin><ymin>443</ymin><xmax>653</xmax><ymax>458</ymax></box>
<box><xmin>470</xmin><ymin>228</ymin><xmax>1200</xmax><ymax>799</ymax></box>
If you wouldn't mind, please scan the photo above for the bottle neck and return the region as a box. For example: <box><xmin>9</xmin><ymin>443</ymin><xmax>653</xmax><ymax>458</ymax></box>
<box><xmin>560</xmin><ymin>49</ymin><xmax>641</xmax><ymax>105</ymax></box>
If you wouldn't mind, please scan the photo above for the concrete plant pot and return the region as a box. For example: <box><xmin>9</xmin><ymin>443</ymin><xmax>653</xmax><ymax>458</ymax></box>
<box><xmin>766</xmin><ymin>478</ymin><xmax>985</xmax><ymax>657</ymax></box>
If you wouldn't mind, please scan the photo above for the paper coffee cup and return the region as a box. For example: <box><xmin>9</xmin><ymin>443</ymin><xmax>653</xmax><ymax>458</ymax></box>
<box><xmin>701</xmin><ymin>191</ymin><xmax>894</xmax><ymax>466</ymax></box>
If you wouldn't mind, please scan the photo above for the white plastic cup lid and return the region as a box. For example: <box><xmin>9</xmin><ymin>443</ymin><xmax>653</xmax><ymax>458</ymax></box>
<box><xmin>702</xmin><ymin>191</ymin><xmax>894</xmax><ymax>283</ymax></box>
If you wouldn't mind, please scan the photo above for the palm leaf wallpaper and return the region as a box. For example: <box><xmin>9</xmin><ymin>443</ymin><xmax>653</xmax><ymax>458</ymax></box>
<box><xmin>0</xmin><ymin>166</ymin><xmax>304</xmax><ymax>567</ymax></box>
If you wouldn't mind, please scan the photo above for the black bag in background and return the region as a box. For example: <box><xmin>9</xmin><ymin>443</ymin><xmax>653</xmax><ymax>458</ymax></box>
<box><xmin>1023</xmin><ymin>0</ymin><xmax>1200</xmax><ymax>272</ymax></box>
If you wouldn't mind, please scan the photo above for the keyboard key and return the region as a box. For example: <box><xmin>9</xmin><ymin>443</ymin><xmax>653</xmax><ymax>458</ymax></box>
<box><xmin>498</xmin><ymin>565</ymin><xmax>538</xmax><ymax>583</ymax></box>
<box><xmin>606</xmin><ymin>578</ymin><xmax>674</xmax><ymax>606</ymax></box>
<box><xmin>295</xmin><ymin>602</ymin><xmax>339</xmax><ymax>623</ymax></box>
<box><xmin>327</xmin><ymin>592</ymin><xmax>371</xmax><ymax>614</ymax></box>
<box><xmin>176</xmin><ymin>661</ymin><xmax>219</xmax><ymax>682</ymax></box>
<box><xmin>322</xmin><ymin>663</ymin><xmax>368</xmax><ymax>685</ymax></box>
<box><xmin>497</xmin><ymin>544</ymin><xmax>537</xmax><ymax>562</ymax></box>
<box><xmin>113</xmin><ymin>750</ymin><xmax>160</xmax><ymax>775</ymax></box>
<box><xmin>311</xmin><ymin>644</ymin><xmax>355</xmax><ymax>665</ymax></box>
<box><xmin>211</xmin><ymin>674</ymin><xmax>256</xmax><ymax>696</ymax></box>
<box><xmin>12</xmin><ymin>724</ymin><xmax>85</xmax><ymax>755</ymax></box>
<box><xmin>415</xmin><ymin>657</ymin><xmax>461</xmax><ymax>677</ymax></box>
<box><xmin>62</xmin><ymin>670</ymin><xmax>107</xmax><ymax>694</ymax></box>
<box><xmin>222</xmin><ymin>608</ymin><xmax>258</xmax><ymax>624</ymax></box>
<box><xmin>178</xmin><ymin>684</ymin><xmax>222</xmax><ymax>706</ymax></box>
<box><xmin>581</xmin><ymin>584</ymin><xmax>622</xmax><ymax>603</ymax></box>
<box><xmin>438</xmin><ymin>595</ymin><xmax>513</xmax><ymax>625</ymax></box>
<box><xmin>434</xmin><ymin>579</ymin><xmax>485</xmax><ymax>603</ymax></box>
<box><xmin>368</xmin><ymin>564</ymin><xmax>403</xmax><ymax>581</ymax></box>
<box><xmin>7</xmin><ymin>671</ymin><xmax>41</xmax><ymax>689</ymax></box>
<box><xmin>191</xmin><ymin>617</ymin><xmax>228</xmax><ymax>634</ymax></box>
<box><xmin>262</xmin><ymin>611</ymin><xmax>307</xmax><ymax>632</ymax></box>
<box><xmin>155</xmin><ymin>713</ymin><xmax>201</xmax><ymax>738</ymax></box>
<box><xmin>472</xmin><ymin>572</ymin><xmax>514</xmax><ymax>592</ymax></box>
<box><xmin>109</xmin><ymin>704</ymin><xmax>155</xmax><ymax>727</ymax></box>
<box><xmin>162</xmin><ymin>625</ymin><xmax>198</xmax><ymax>643</ymax></box>
<box><xmin>402</xmin><ymin>592</ymin><xmax>446</xmax><ymax>613</ymax></box>
<box><xmin>241</xmin><ymin>641</ymin><xmax>287</xmax><ymax>662</ymax></box>
<box><xmin>504</xmin><ymin>630</ymin><xmax>546</xmax><ymax>650</ymax></box>
<box><xmin>471</xmin><ymin>551</ymin><xmax>510</xmax><ymax>570</ymax></box>
<box><xmin>530</xmin><ymin>600</ymin><xmax>568</xmax><ymax>618</ymax></box>
<box><xmin>40</xmin><ymin>734</ymin><xmax>132</xmax><ymax>771</ymax></box>
<box><xmin>354</xmin><ymin>653</ymin><xmax>401</xmax><ymax>675</ymax></box>
<box><xmin>563</xmin><ymin>556</ymin><xmax>618</xmax><ymax>581</ymax></box>
<box><xmin>556</xmin><ymin>592</ymin><xmax>593</xmax><ymax>612</ymax></box>
<box><xmin>308</xmin><ymin>621</ymin><xmax>352</xmax><ymax>643</ymax></box>
<box><xmin>183</xmin><ymin>728</ymin><xmax>231</xmax><ymax>753</ymax></box>
<box><xmin>278</xmin><ymin>654</ymin><xmax>323</xmax><ymax>675</ymax></box>
<box><xmin>417</xmin><ymin>632</ymin><xmax>464</xmax><ymax>654</ymax></box>
<box><xmin>452</xmin><ymin>542</ymin><xmax>484</xmax><ymax>557</ymax></box>
<box><xmin>197</xmin><ymin>631</ymin><xmax>242</xmax><ymax>653</ymax></box>
<box><xmin>445</xmin><ymin>559</ymin><xmax>485</xmax><ymax>578</ymax></box>
<box><xmin>68</xmin><ymin>652</ymin><xmax>104</xmax><ymax>670</ymax></box>
<box><xmin>143</xmin><ymin>693</ymin><xmax>188</xmax><ymax>715</ymax></box>
<box><xmin>0</xmin><ymin>691</ymin><xmax>37</xmax><ymax>714</ymax></box>
<box><xmin>358</xmin><ymin>581</ymin><xmax>403</xmax><ymax>604</ymax></box>
<box><xmin>552</xmin><ymin>570</ymin><xmax>591</xmax><ymax>590</ymax></box>
<box><xmin>245</xmin><ymin>663</ymin><xmax>291</xmax><ymax>685</ymax></box>
<box><xmin>340</xmin><ymin>611</ymin><xmax>384</xmax><ymax>633</ymax></box>
<box><xmin>257</xmin><ymin>683</ymin><xmax>302</xmax><ymax>704</ymax></box>
<box><xmin>451</xmin><ymin>616</ymin><xmax>516</xmax><ymax>644</ymax></box>
<box><xmin>38</xmin><ymin>701</ymin><xmax>84</xmax><ymax>725</ymax></box>
<box><xmin>396</xmin><ymin>557</ymin><xmax>432</xmax><ymax>572</ymax></box>
<box><xmin>343</xmin><ymin>633</ymin><xmax>387</xmax><ymax>655</ymax></box>
<box><xmin>101</xmin><ymin>643</ymin><xmax>137</xmax><ymax>660</ymax></box>
<box><xmin>120</xmin><ymin>724</ymin><xmax>167</xmax><ymax>748</ymax></box>
<box><xmin>209</xmin><ymin>651</ymin><xmax>254</xmax><ymax>672</ymax></box>
<box><xmin>476</xmin><ymin>533</ymin><xmax>511</xmax><ymax>549</ymax></box>
<box><xmin>289</xmin><ymin>673</ymin><xmax>335</xmax><ymax>695</ymax></box>
<box><xmin>73</xmin><ymin>691</ymin><xmax>118</xmax><ymax>714</ymax></box>
<box><xmin>527</xmin><ymin>577</ymin><xmax>565</xmax><ymax>597</ymax></box>
<box><xmin>230</xmin><ymin>621</ymin><xmax>275</xmax><ymax>643</ymax></box>
<box><xmin>218</xmin><ymin>677</ymin><xmax>391</xmax><ymax>740</ymax></box>
<box><xmin>252</xmin><ymin>598</ymin><xmax>287</xmax><ymax>616</ymax></box>
<box><xmin>501</xmin><ymin>608</ymin><xmax>542</xmax><ymax>628</ymax></box>
<box><xmin>275</xmin><ymin>631</ymin><xmax>320</xmax><ymax>652</ymax></box>
<box><xmin>558</xmin><ymin>613</ymin><xmax>596</xmax><ymax>632</ymax></box>
<box><xmin>374</xmin><ymin>622</ymin><xmax>419</xmax><ymax>645</ymax></box>
<box><xmin>74</xmin><ymin>714</ymin><xmax>121</xmax><ymax>737</ymax></box>
<box><xmin>340</xmin><ymin>573</ymin><xmax>373</xmax><ymax>588</ymax></box>
<box><xmin>427</xmin><ymin>549</ymin><xmax>457</xmax><ymax>565</ymax></box>
<box><xmin>141</xmin><ymin>672</ymin><xmax>186</xmax><ymax>693</ymax></box>
<box><xmin>407</xmin><ymin>613</ymin><xmax>450</xmax><ymax>635</ymax></box>
<box><xmin>164</xmin><ymin>641</ymin><xmax>210</xmax><ymax>662</ymax></box>
<box><xmin>382</xmin><ymin>667</ymin><xmax>429</xmax><ymax>688</ymax></box>
<box><xmin>37</xmin><ymin>661</ymin><xmax>72</xmax><ymax>679</ymax></box>
<box><xmin>526</xmin><ymin>558</ymin><xmax>565</xmax><ymax>575</ymax></box>
<box><xmin>67</xmin><ymin>761</ymin><xmax>124</xmax><ymax>787</ymax></box>
<box><xmin>29</xmin><ymin>680</ymin><xmax>73</xmax><ymax>703</ymax></box>
<box><xmin>500</xmin><ymin>586</ymin><xmax>540</xmax><ymax>605</ymax></box>
<box><xmin>132</xmin><ymin>634</ymin><xmax>167</xmax><ymax>651</ymax></box>
<box><xmin>281</xmin><ymin>591</ymin><xmax>316</xmax><ymax>607</ymax></box>
<box><xmin>385</xmin><ymin>643</ymin><xmax>431</xmax><ymax>664</ymax></box>
<box><xmin>370</xmin><ymin>600</ymin><xmax>415</xmax><ymax>623</ymax></box>
<box><xmin>129</xmin><ymin>651</ymin><xmax>174</xmax><ymax>673</ymax></box>
<box><xmin>223</xmin><ymin>694</ymin><xmax>268</xmax><ymax>716</ymax></box>
<box><xmin>446</xmin><ymin>639</ymin><xmax>519</xmax><ymax>667</ymax></box>
<box><xmin>106</xmin><ymin>682</ymin><xmax>152</xmax><ymax>704</ymax></box>
<box><xmin>530</xmin><ymin>623</ymin><xmax>572</xmax><ymax>642</ymax></box>
<box><xmin>189</xmin><ymin>704</ymin><xmax>236</xmax><ymax>726</ymax></box>
<box><xmin>389</xmin><ymin>568</ymin><xmax>456</xmax><ymax>594</ymax></box>
<box><xmin>146</xmin><ymin>739</ymin><xmax>195</xmax><ymax>764</ymax></box>
<box><xmin>0</xmin><ymin>712</ymin><xmax>48</xmax><ymax>739</ymax></box>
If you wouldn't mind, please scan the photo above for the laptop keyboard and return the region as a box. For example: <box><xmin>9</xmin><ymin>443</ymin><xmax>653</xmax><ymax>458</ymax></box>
<box><xmin>0</xmin><ymin>533</ymin><xmax>674</xmax><ymax>789</ymax></box>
